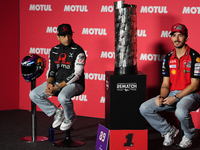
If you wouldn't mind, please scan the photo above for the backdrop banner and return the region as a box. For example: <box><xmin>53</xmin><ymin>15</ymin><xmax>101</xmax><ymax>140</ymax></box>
<box><xmin>19</xmin><ymin>0</ymin><xmax>200</xmax><ymax>129</ymax></box>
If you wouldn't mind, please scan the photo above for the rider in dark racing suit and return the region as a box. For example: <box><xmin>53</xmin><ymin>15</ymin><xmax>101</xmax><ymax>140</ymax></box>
<box><xmin>48</xmin><ymin>40</ymin><xmax>85</xmax><ymax>89</ymax></box>
<box><xmin>30</xmin><ymin>24</ymin><xmax>86</xmax><ymax>131</ymax></box>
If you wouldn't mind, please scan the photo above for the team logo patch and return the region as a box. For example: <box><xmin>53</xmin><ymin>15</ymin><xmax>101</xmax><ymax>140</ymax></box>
<box><xmin>170</xmin><ymin>65</ymin><xmax>176</xmax><ymax>68</ymax></box>
<box><xmin>196</xmin><ymin>57</ymin><xmax>200</xmax><ymax>63</ymax></box>
<box><xmin>186</xmin><ymin>61</ymin><xmax>191</xmax><ymax>68</ymax></box>
<box><xmin>195</xmin><ymin>63</ymin><xmax>200</xmax><ymax>67</ymax></box>
<box><xmin>170</xmin><ymin>60</ymin><xmax>176</xmax><ymax>63</ymax></box>
<box><xmin>183</xmin><ymin>60</ymin><xmax>191</xmax><ymax>68</ymax></box>
<box><xmin>171</xmin><ymin>69</ymin><xmax>176</xmax><ymax>75</ymax></box>
<box><xmin>194</xmin><ymin>70</ymin><xmax>200</xmax><ymax>73</ymax></box>
<box><xmin>183</xmin><ymin>70</ymin><xmax>190</xmax><ymax>73</ymax></box>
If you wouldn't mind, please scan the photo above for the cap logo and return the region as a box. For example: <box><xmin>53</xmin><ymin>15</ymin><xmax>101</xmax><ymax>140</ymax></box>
<box><xmin>175</xmin><ymin>25</ymin><xmax>182</xmax><ymax>30</ymax></box>
<box><xmin>62</xmin><ymin>26</ymin><xmax>69</xmax><ymax>32</ymax></box>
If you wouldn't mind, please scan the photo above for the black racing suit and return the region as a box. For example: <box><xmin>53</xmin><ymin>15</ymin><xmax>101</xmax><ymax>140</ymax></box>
<box><xmin>47</xmin><ymin>40</ymin><xmax>86</xmax><ymax>89</ymax></box>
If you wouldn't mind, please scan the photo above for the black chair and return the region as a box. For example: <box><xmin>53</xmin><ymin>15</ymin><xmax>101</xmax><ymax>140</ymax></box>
<box><xmin>53</xmin><ymin>128</ymin><xmax>85</xmax><ymax>147</ymax></box>
<box><xmin>50</xmin><ymin>98</ymin><xmax>85</xmax><ymax>148</ymax></box>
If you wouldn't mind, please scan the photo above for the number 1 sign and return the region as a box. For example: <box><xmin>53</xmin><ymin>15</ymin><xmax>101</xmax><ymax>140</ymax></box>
<box><xmin>109</xmin><ymin>130</ymin><xmax>148</xmax><ymax>150</ymax></box>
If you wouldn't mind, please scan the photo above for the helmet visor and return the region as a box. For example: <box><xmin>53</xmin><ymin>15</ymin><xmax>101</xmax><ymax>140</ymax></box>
<box><xmin>21</xmin><ymin>65</ymin><xmax>36</xmax><ymax>74</ymax></box>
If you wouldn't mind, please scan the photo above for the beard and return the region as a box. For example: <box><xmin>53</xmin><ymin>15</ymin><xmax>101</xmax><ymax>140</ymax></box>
<box><xmin>173</xmin><ymin>41</ymin><xmax>185</xmax><ymax>49</ymax></box>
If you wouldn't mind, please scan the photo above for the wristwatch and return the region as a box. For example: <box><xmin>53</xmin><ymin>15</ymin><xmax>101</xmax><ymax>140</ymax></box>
<box><xmin>55</xmin><ymin>84</ymin><xmax>61</xmax><ymax>92</ymax></box>
<box><xmin>174</xmin><ymin>95</ymin><xmax>180</xmax><ymax>102</ymax></box>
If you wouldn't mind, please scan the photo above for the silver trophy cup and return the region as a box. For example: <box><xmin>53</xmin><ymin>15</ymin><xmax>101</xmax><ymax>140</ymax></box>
<box><xmin>114</xmin><ymin>1</ymin><xmax>137</xmax><ymax>75</ymax></box>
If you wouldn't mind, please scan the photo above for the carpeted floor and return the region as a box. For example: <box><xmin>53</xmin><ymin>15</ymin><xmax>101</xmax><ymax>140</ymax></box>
<box><xmin>0</xmin><ymin>110</ymin><xmax>200</xmax><ymax>150</ymax></box>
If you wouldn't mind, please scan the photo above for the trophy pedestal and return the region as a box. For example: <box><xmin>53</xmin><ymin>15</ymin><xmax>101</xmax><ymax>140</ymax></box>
<box><xmin>105</xmin><ymin>71</ymin><xmax>146</xmax><ymax>129</ymax></box>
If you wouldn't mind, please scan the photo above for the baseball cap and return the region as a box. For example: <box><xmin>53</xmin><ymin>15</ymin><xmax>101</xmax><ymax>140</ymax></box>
<box><xmin>170</xmin><ymin>23</ymin><xmax>188</xmax><ymax>36</ymax></box>
<box><xmin>57</xmin><ymin>24</ymin><xmax>74</xmax><ymax>35</ymax></box>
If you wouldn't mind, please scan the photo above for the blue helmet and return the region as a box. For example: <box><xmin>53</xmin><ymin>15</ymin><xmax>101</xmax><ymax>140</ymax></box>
<box><xmin>21</xmin><ymin>54</ymin><xmax>46</xmax><ymax>82</ymax></box>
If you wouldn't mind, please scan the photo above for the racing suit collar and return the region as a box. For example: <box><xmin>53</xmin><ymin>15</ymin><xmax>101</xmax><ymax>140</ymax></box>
<box><xmin>172</xmin><ymin>44</ymin><xmax>190</xmax><ymax>58</ymax></box>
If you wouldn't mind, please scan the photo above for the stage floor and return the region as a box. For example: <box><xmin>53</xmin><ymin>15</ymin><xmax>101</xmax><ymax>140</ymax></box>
<box><xmin>0</xmin><ymin>110</ymin><xmax>200</xmax><ymax>150</ymax></box>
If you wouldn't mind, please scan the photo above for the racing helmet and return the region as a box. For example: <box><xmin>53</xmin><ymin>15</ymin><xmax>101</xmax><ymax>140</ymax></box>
<box><xmin>21</xmin><ymin>54</ymin><xmax>46</xmax><ymax>82</ymax></box>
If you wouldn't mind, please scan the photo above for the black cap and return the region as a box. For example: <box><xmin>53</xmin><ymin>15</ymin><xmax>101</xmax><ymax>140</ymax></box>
<box><xmin>57</xmin><ymin>24</ymin><xmax>74</xmax><ymax>35</ymax></box>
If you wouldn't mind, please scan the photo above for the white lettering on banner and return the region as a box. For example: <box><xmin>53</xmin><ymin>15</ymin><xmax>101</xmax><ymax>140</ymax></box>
<box><xmin>46</xmin><ymin>26</ymin><xmax>57</xmax><ymax>33</ymax></box>
<box><xmin>72</xmin><ymin>95</ymin><xmax>88</xmax><ymax>102</ymax></box>
<box><xmin>182</xmin><ymin>7</ymin><xmax>200</xmax><ymax>14</ymax></box>
<box><xmin>101</xmin><ymin>51</ymin><xmax>115</xmax><ymax>59</ymax></box>
<box><xmin>64</xmin><ymin>5</ymin><xmax>88</xmax><ymax>12</ymax></box>
<box><xmin>85</xmin><ymin>73</ymin><xmax>105</xmax><ymax>81</ymax></box>
<box><xmin>82</xmin><ymin>28</ymin><xmax>107</xmax><ymax>35</ymax></box>
<box><xmin>101</xmin><ymin>5</ymin><xmax>114</xmax><ymax>12</ymax></box>
<box><xmin>29</xmin><ymin>4</ymin><xmax>52</xmax><ymax>11</ymax></box>
<box><xmin>161</xmin><ymin>30</ymin><xmax>171</xmax><ymax>38</ymax></box>
<box><xmin>140</xmin><ymin>6</ymin><xmax>168</xmax><ymax>13</ymax></box>
<box><xmin>29</xmin><ymin>47</ymin><xmax>51</xmax><ymax>55</ymax></box>
<box><xmin>137</xmin><ymin>30</ymin><xmax>147</xmax><ymax>37</ymax></box>
<box><xmin>84</xmin><ymin>50</ymin><xmax>88</xmax><ymax>57</ymax></box>
<box><xmin>140</xmin><ymin>53</ymin><xmax>164</xmax><ymax>61</ymax></box>
<box><xmin>100</xmin><ymin>97</ymin><xmax>105</xmax><ymax>103</ymax></box>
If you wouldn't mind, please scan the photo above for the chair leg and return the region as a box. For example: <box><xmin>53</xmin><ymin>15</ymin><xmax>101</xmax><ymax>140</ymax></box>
<box><xmin>53</xmin><ymin>129</ymin><xmax>85</xmax><ymax>147</ymax></box>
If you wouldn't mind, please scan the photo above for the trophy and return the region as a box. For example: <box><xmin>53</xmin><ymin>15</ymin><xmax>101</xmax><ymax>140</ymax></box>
<box><xmin>114</xmin><ymin>1</ymin><xmax>137</xmax><ymax>75</ymax></box>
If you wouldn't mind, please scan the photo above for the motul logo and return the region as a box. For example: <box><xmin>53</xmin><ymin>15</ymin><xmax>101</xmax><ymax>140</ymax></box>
<box><xmin>140</xmin><ymin>53</ymin><xmax>165</xmax><ymax>61</ymax></box>
<box><xmin>46</xmin><ymin>26</ymin><xmax>57</xmax><ymax>33</ymax></box>
<box><xmin>137</xmin><ymin>30</ymin><xmax>147</xmax><ymax>37</ymax></box>
<box><xmin>29</xmin><ymin>4</ymin><xmax>52</xmax><ymax>11</ymax></box>
<box><xmin>82</xmin><ymin>28</ymin><xmax>107</xmax><ymax>35</ymax></box>
<box><xmin>85</xmin><ymin>73</ymin><xmax>105</xmax><ymax>81</ymax></box>
<box><xmin>101</xmin><ymin>5</ymin><xmax>114</xmax><ymax>12</ymax></box>
<box><xmin>64</xmin><ymin>5</ymin><xmax>88</xmax><ymax>12</ymax></box>
<box><xmin>160</xmin><ymin>30</ymin><xmax>171</xmax><ymax>38</ymax></box>
<box><xmin>29</xmin><ymin>47</ymin><xmax>51</xmax><ymax>55</ymax></box>
<box><xmin>72</xmin><ymin>95</ymin><xmax>88</xmax><ymax>102</ymax></box>
<box><xmin>182</xmin><ymin>7</ymin><xmax>200</xmax><ymax>14</ymax></box>
<box><xmin>140</xmin><ymin>6</ymin><xmax>168</xmax><ymax>13</ymax></box>
<box><xmin>101</xmin><ymin>51</ymin><xmax>115</xmax><ymax>59</ymax></box>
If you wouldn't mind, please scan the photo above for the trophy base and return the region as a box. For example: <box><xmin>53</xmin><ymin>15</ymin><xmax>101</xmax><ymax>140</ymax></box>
<box><xmin>114</xmin><ymin>66</ymin><xmax>138</xmax><ymax>75</ymax></box>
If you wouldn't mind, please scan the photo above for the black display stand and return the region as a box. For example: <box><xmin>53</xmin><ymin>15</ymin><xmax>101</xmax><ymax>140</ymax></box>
<box><xmin>105</xmin><ymin>71</ymin><xmax>146</xmax><ymax>129</ymax></box>
<box><xmin>53</xmin><ymin>129</ymin><xmax>85</xmax><ymax>147</ymax></box>
<box><xmin>20</xmin><ymin>80</ymin><xmax>48</xmax><ymax>142</ymax></box>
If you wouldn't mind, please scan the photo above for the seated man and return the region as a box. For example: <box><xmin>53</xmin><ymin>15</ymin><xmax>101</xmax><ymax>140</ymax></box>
<box><xmin>139</xmin><ymin>23</ymin><xmax>200</xmax><ymax>149</ymax></box>
<box><xmin>30</xmin><ymin>23</ymin><xmax>86</xmax><ymax>131</ymax></box>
